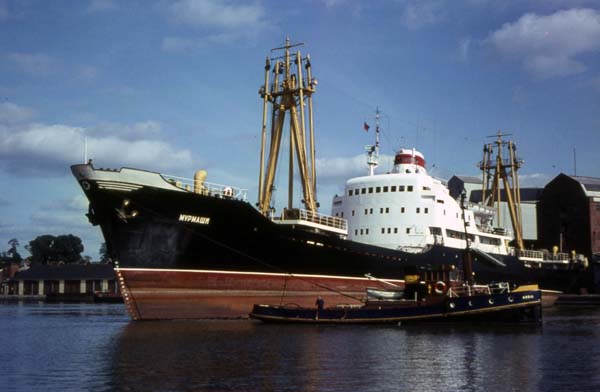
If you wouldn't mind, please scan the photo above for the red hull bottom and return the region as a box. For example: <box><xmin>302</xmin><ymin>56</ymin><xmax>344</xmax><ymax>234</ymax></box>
<box><xmin>116</xmin><ymin>268</ymin><xmax>402</xmax><ymax>320</ymax></box>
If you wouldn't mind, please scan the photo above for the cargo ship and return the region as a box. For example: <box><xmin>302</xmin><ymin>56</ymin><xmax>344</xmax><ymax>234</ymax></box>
<box><xmin>72</xmin><ymin>39</ymin><xmax>584</xmax><ymax>320</ymax></box>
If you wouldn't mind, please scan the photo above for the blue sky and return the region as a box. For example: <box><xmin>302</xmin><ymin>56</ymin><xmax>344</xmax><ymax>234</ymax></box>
<box><xmin>1</xmin><ymin>0</ymin><xmax>600</xmax><ymax>259</ymax></box>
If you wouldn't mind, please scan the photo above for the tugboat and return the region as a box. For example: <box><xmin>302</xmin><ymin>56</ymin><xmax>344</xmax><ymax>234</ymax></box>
<box><xmin>70</xmin><ymin>39</ymin><xmax>574</xmax><ymax>320</ymax></box>
<box><xmin>250</xmin><ymin>219</ymin><xmax>542</xmax><ymax>324</ymax></box>
<box><xmin>249</xmin><ymin>275</ymin><xmax>543</xmax><ymax>324</ymax></box>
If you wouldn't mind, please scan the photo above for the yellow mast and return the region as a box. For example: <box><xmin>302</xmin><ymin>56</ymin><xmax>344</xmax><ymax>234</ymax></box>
<box><xmin>257</xmin><ymin>38</ymin><xmax>318</xmax><ymax>216</ymax></box>
<box><xmin>478</xmin><ymin>132</ymin><xmax>525</xmax><ymax>250</ymax></box>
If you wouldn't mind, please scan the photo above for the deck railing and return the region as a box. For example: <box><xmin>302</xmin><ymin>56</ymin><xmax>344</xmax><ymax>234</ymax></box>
<box><xmin>162</xmin><ymin>174</ymin><xmax>248</xmax><ymax>201</ymax></box>
<box><xmin>518</xmin><ymin>249</ymin><xmax>570</xmax><ymax>263</ymax></box>
<box><xmin>280</xmin><ymin>208</ymin><xmax>348</xmax><ymax>232</ymax></box>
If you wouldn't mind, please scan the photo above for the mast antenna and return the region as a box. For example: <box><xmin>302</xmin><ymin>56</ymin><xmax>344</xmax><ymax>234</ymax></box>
<box><xmin>257</xmin><ymin>37</ymin><xmax>318</xmax><ymax>216</ymax></box>
<box><xmin>365</xmin><ymin>107</ymin><xmax>381</xmax><ymax>176</ymax></box>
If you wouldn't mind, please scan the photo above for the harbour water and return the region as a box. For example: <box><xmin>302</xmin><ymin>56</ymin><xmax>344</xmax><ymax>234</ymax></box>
<box><xmin>2</xmin><ymin>303</ymin><xmax>600</xmax><ymax>392</ymax></box>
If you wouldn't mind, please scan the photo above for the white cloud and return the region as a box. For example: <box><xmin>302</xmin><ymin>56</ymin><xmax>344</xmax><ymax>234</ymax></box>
<box><xmin>401</xmin><ymin>0</ymin><xmax>445</xmax><ymax>30</ymax></box>
<box><xmin>316</xmin><ymin>154</ymin><xmax>395</xmax><ymax>185</ymax></box>
<box><xmin>0</xmin><ymin>113</ymin><xmax>194</xmax><ymax>176</ymax></box>
<box><xmin>6</xmin><ymin>52</ymin><xmax>57</xmax><ymax>76</ymax></box>
<box><xmin>485</xmin><ymin>8</ymin><xmax>600</xmax><ymax>79</ymax></box>
<box><xmin>169</xmin><ymin>0</ymin><xmax>266</xmax><ymax>29</ymax></box>
<box><xmin>0</xmin><ymin>102</ymin><xmax>35</xmax><ymax>124</ymax></box>
<box><xmin>89</xmin><ymin>120</ymin><xmax>162</xmax><ymax>140</ymax></box>
<box><xmin>164</xmin><ymin>0</ymin><xmax>268</xmax><ymax>51</ymax></box>
<box><xmin>458</xmin><ymin>37</ymin><xmax>471</xmax><ymax>62</ymax></box>
<box><xmin>518</xmin><ymin>173</ymin><xmax>552</xmax><ymax>187</ymax></box>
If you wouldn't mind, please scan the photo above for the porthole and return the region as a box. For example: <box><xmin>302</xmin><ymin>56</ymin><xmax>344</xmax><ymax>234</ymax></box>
<box><xmin>488</xmin><ymin>299</ymin><xmax>494</xmax><ymax>305</ymax></box>
<box><xmin>508</xmin><ymin>296</ymin><xmax>514</xmax><ymax>303</ymax></box>
<box><xmin>449</xmin><ymin>302</ymin><xmax>456</xmax><ymax>309</ymax></box>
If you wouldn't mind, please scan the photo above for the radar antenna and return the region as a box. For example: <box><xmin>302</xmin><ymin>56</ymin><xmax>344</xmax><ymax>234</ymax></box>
<box><xmin>365</xmin><ymin>108</ymin><xmax>381</xmax><ymax>176</ymax></box>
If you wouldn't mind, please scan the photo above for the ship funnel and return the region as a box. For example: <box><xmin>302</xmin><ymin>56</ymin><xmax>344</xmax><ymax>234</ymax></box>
<box><xmin>194</xmin><ymin>170</ymin><xmax>207</xmax><ymax>194</ymax></box>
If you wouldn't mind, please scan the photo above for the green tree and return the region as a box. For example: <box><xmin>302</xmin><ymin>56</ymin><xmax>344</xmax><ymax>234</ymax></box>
<box><xmin>26</xmin><ymin>235</ymin><xmax>56</xmax><ymax>265</ymax></box>
<box><xmin>7</xmin><ymin>239</ymin><xmax>22</xmax><ymax>262</ymax></box>
<box><xmin>99</xmin><ymin>243</ymin><xmax>110</xmax><ymax>263</ymax></box>
<box><xmin>26</xmin><ymin>234</ymin><xmax>84</xmax><ymax>265</ymax></box>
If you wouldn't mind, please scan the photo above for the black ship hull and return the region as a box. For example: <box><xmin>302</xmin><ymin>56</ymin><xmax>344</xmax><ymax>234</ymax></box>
<box><xmin>72</xmin><ymin>164</ymin><xmax>586</xmax><ymax>319</ymax></box>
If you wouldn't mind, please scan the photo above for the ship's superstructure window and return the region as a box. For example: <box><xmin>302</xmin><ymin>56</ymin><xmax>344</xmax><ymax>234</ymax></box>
<box><xmin>341</xmin><ymin>212</ymin><xmax>344</xmax><ymax>218</ymax></box>
<box><xmin>364</xmin><ymin>209</ymin><xmax>368</xmax><ymax>215</ymax></box>
<box><xmin>394</xmin><ymin>228</ymin><xmax>398</xmax><ymax>233</ymax></box>
<box><xmin>385</xmin><ymin>207</ymin><xmax>390</xmax><ymax>213</ymax></box>
<box><xmin>401</xmin><ymin>207</ymin><xmax>405</xmax><ymax>213</ymax></box>
<box><xmin>361</xmin><ymin>188</ymin><xmax>366</xmax><ymax>194</ymax></box>
<box><xmin>406</xmin><ymin>228</ymin><xmax>410</xmax><ymax>233</ymax></box>
<box><xmin>369</xmin><ymin>187</ymin><xmax>373</xmax><ymax>193</ymax></box>
<box><xmin>424</xmin><ymin>208</ymin><xmax>428</xmax><ymax>214</ymax></box>
<box><xmin>355</xmin><ymin>229</ymin><xmax>358</xmax><ymax>235</ymax></box>
<box><xmin>391</xmin><ymin>186</ymin><xmax>397</xmax><ymax>192</ymax></box>
<box><xmin>387</xmin><ymin>228</ymin><xmax>391</xmax><ymax>233</ymax></box>
<box><xmin>360</xmin><ymin>229</ymin><xmax>364</xmax><ymax>235</ymax></box>
<box><xmin>348</xmin><ymin>190</ymin><xmax>353</xmax><ymax>196</ymax></box>
<box><xmin>399</xmin><ymin>186</ymin><xmax>405</xmax><ymax>192</ymax></box>
<box><xmin>437</xmin><ymin>199</ymin><xmax>444</xmax><ymax>204</ymax></box>
<box><xmin>370</xmin><ymin>208</ymin><xmax>373</xmax><ymax>214</ymax></box>
<box><xmin>352</xmin><ymin>210</ymin><xmax>355</xmax><ymax>216</ymax></box>
<box><xmin>430</xmin><ymin>227</ymin><xmax>442</xmax><ymax>235</ymax></box>
<box><xmin>416</xmin><ymin>208</ymin><xmax>420</xmax><ymax>213</ymax></box>
<box><xmin>380</xmin><ymin>208</ymin><xmax>384</xmax><ymax>214</ymax></box>
<box><xmin>381</xmin><ymin>228</ymin><xmax>385</xmax><ymax>234</ymax></box>
<box><xmin>366</xmin><ymin>229</ymin><xmax>369</xmax><ymax>235</ymax></box>
<box><xmin>407</xmin><ymin>186</ymin><xmax>413</xmax><ymax>192</ymax></box>
<box><xmin>376</xmin><ymin>186</ymin><xmax>381</xmax><ymax>193</ymax></box>
<box><xmin>383</xmin><ymin>186</ymin><xmax>389</xmax><ymax>192</ymax></box>
<box><xmin>480</xmin><ymin>236</ymin><xmax>501</xmax><ymax>245</ymax></box>
<box><xmin>423</xmin><ymin>186</ymin><xmax>431</xmax><ymax>191</ymax></box>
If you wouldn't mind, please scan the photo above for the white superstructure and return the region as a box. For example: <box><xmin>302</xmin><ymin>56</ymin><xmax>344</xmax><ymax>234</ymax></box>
<box><xmin>331</xmin><ymin>148</ymin><xmax>512</xmax><ymax>256</ymax></box>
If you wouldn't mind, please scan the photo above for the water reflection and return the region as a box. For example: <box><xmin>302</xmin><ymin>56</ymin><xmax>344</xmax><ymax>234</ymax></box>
<box><xmin>3</xmin><ymin>303</ymin><xmax>600</xmax><ymax>392</ymax></box>
<box><xmin>110</xmin><ymin>321</ymin><xmax>551</xmax><ymax>392</ymax></box>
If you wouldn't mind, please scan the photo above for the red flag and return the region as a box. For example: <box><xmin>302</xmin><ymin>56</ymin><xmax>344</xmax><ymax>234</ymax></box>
<box><xmin>363</xmin><ymin>122</ymin><xmax>370</xmax><ymax>132</ymax></box>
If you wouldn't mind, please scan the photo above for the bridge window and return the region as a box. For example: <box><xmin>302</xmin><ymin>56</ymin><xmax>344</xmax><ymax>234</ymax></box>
<box><xmin>352</xmin><ymin>210</ymin><xmax>355</xmax><ymax>216</ymax></box>
<box><xmin>360</xmin><ymin>229</ymin><xmax>364</xmax><ymax>235</ymax></box>
<box><xmin>391</xmin><ymin>186</ymin><xmax>397</xmax><ymax>192</ymax></box>
<box><xmin>416</xmin><ymin>208</ymin><xmax>420</xmax><ymax>213</ymax></box>
<box><xmin>406</xmin><ymin>228</ymin><xmax>410</xmax><ymax>234</ymax></box>
<box><xmin>387</xmin><ymin>228</ymin><xmax>391</xmax><ymax>234</ymax></box>
<box><xmin>370</xmin><ymin>208</ymin><xmax>373</xmax><ymax>214</ymax></box>
<box><xmin>399</xmin><ymin>185</ymin><xmax>405</xmax><ymax>192</ymax></box>
<box><xmin>385</xmin><ymin>207</ymin><xmax>390</xmax><ymax>213</ymax></box>
<box><xmin>361</xmin><ymin>188</ymin><xmax>366</xmax><ymax>194</ymax></box>
<box><xmin>424</xmin><ymin>208</ymin><xmax>428</xmax><ymax>214</ymax></box>
<box><xmin>401</xmin><ymin>207</ymin><xmax>405</xmax><ymax>213</ymax></box>
<box><xmin>348</xmin><ymin>189</ymin><xmax>353</xmax><ymax>196</ymax></box>
<box><xmin>383</xmin><ymin>186</ymin><xmax>389</xmax><ymax>192</ymax></box>
<box><xmin>394</xmin><ymin>228</ymin><xmax>398</xmax><ymax>234</ymax></box>
<box><xmin>368</xmin><ymin>187</ymin><xmax>373</xmax><ymax>193</ymax></box>
<box><xmin>364</xmin><ymin>209</ymin><xmax>368</xmax><ymax>215</ymax></box>
<box><xmin>376</xmin><ymin>186</ymin><xmax>381</xmax><ymax>193</ymax></box>
<box><xmin>366</xmin><ymin>229</ymin><xmax>369</xmax><ymax>235</ymax></box>
<box><xmin>407</xmin><ymin>185</ymin><xmax>413</xmax><ymax>192</ymax></box>
<box><xmin>355</xmin><ymin>229</ymin><xmax>358</xmax><ymax>235</ymax></box>
<box><xmin>381</xmin><ymin>228</ymin><xmax>385</xmax><ymax>234</ymax></box>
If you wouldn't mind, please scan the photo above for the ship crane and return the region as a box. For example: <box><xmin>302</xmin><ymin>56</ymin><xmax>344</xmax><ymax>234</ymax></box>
<box><xmin>478</xmin><ymin>132</ymin><xmax>525</xmax><ymax>250</ymax></box>
<box><xmin>257</xmin><ymin>37</ymin><xmax>318</xmax><ymax>216</ymax></box>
